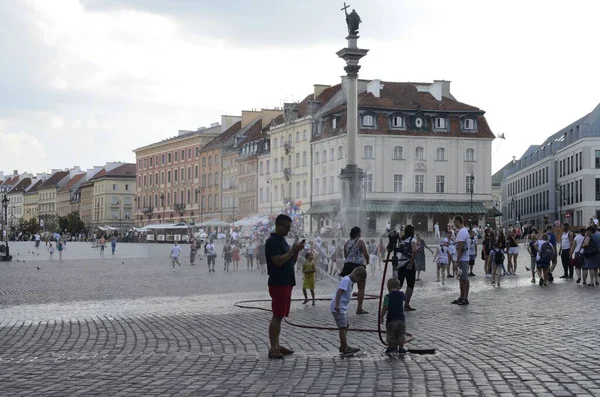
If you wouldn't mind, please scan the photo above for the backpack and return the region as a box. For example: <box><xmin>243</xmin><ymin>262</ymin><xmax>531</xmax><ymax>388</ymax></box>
<box><xmin>494</xmin><ymin>249</ymin><xmax>504</xmax><ymax>265</ymax></box>
<box><xmin>397</xmin><ymin>237</ymin><xmax>414</xmax><ymax>266</ymax></box>
<box><xmin>583</xmin><ymin>236</ymin><xmax>599</xmax><ymax>258</ymax></box>
<box><xmin>540</xmin><ymin>242</ymin><xmax>554</xmax><ymax>263</ymax></box>
<box><xmin>528</xmin><ymin>241</ymin><xmax>538</xmax><ymax>258</ymax></box>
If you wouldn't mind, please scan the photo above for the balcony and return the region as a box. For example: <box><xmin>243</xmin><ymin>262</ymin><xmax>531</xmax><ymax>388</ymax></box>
<box><xmin>284</xmin><ymin>141</ymin><xmax>292</xmax><ymax>154</ymax></box>
<box><xmin>174</xmin><ymin>203</ymin><xmax>186</xmax><ymax>214</ymax></box>
<box><xmin>142</xmin><ymin>207</ymin><xmax>153</xmax><ymax>215</ymax></box>
<box><xmin>283</xmin><ymin>168</ymin><xmax>292</xmax><ymax>181</ymax></box>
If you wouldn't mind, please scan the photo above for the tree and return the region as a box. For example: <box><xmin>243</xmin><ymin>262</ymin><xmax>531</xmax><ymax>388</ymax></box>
<box><xmin>21</xmin><ymin>217</ymin><xmax>39</xmax><ymax>235</ymax></box>
<box><xmin>59</xmin><ymin>212</ymin><xmax>86</xmax><ymax>234</ymax></box>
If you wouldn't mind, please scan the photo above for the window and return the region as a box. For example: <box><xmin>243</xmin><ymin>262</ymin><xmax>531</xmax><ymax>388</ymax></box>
<box><xmin>208</xmin><ymin>195</ymin><xmax>212</xmax><ymax>209</ymax></box>
<box><xmin>167</xmin><ymin>171</ymin><xmax>171</xmax><ymax>183</ymax></box>
<box><xmin>208</xmin><ymin>174</ymin><xmax>212</xmax><ymax>186</ymax></box>
<box><xmin>274</xmin><ymin>158</ymin><xmax>278</xmax><ymax>172</ymax></box>
<box><xmin>464</xmin><ymin>118</ymin><xmax>475</xmax><ymax>130</ymax></box>
<box><xmin>266</xmin><ymin>159</ymin><xmax>270</xmax><ymax>174</ymax></box>
<box><xmin>195</xmin><ymin>166</ymin><xmax>199</xmax><ymax>178</ymax></box>
<box><xmin>296</xmin><ymin>153</ymin><xmax>300</xmax><ymax>168</ymax></box>
<box><xmin>332</xmin><ymin>118</ymin><xmax>337</xmax><ymax>129</ymax></box>
<box><xmin>466</xmin><ymin>148</ymin><xmax>475</xmax><ymax>162</ymax></box>
<box><xmin>302</xmin><ymin>151</ymin><xmax>307</xmax><ymax>166</ymax></box>
<box><xmin>466</xmin><ymin>175</ymin><xmax>475</xmax><ymax>193</ymax></box>
<box><xmin>435</xmin><ymin>148</ymin><xmax>445</xmax><ymax>161</ymax></box>
<box><xmin>415</xmin><ymin>175</ymin><xmax>424</xmax><ymax>193</ymax></box>
<box><xmin>112</xmin><ymin>184</ymin><xmax>118</xmax><ymax>191</ymax></box>
<box><xmin>202</xmin><ymin>157</ymin><xmax>206</xmax><ymax>167</ymax></box>
<box><xmin>330</xmin><ymin>176</ymin><xmax>334</xmax><ymax>193</ymax></box>
<box><xmin>363</xmin><ymin>145</ymin><xmax>374</xmax><ymax>159</ymax></box>
<box><xmin>338</xmin><ymin>146</ymin><xmax>343</xmax><ymax>159</ymax></box>
<box><xmin>187</xmin><ymin>167</ymin><xmax>191</xmax><ymax>180</ymax></box>
<box><xmin>323</xmin><ymin>150</ymin><xmax>327</xmax><ymax>162</ymax></box>
<box><xmin>214</xmin><ymin>172</ymin><xmax>218</xmax><ymax>185</ymax></box>
<box><xmin>314</xmin><ymin>180</ymin><xmax>319</xmax><ymax>195</ymax></box>
<box><xmin>181</xmin><ymin>150</ymin><xmax>185</xmax><ymax>161</ymax></box>
<box><xmin>202</xmin><ymin>175</ymin><xmax>206</xmax><ymax>186</ymax></box>
<box><xmin>393</xmin><ymin>175</ymin><xmax>403</xmax><ymax>192</ymax></box>
<box><xmin>259</xmin><ymin>161</ymin><xmax>264</xmax><ymax>175</ymax></box>
<box><xmin>280</xmin><ymin>137</ymin><xmax>284</xmax><ymax>147</ymax></box>
<box><xmin>415</xmin><ymin>147</ymin><xmax>424</xmax><ymax>160</ymax></box>
<box><xmin>273</xmin><ymin>138</ymin><xmax>277</xmax><ymax>149</ymax></box>
<box><xmin>174</xmin><ymin>169</ymin><xmax>178</xmax><ymax>182</ymax></box>
<box><xmin>259</xmin><ymin>188</ymin><xmax>264</xmax><ymax>203</ymax></box>
<box><xmin>295</xmin><ymin>181</ymin><xmax>300</xmax><ymax>197</ymax></box>
<box><xmin>362</xmin><ymin>114</ymin><xmax>375</xmax><ymax>127</ymax></box>
<box><xmin>161</xmin><ymin>172</ymin><xmax>165</xmax><ymax>184</ymax></box>
<box><xmin>330</xmin><ymin>148</ymin><xmax>334</xmax><ymax>162</ymax></box>
<box><xmin>434</xmin><ymin>117</ymin><xmax>446</xmax><ymax>129</ymax></box>
<box><xmin>296</xmin><ymin>131</ymin><xmax>300</xmax><ymax>142</ymax></box>
<box><xmin>365</xmin><ymin>173</ymin><xmax>373</xmax><ymax>192</ymax></box>
<box><xmin>322</xmin><ymin>177</ymin><xmax>327</xmax><ymax>194</ymax></box>
<box><xmin>174</xmin><ymin>151</ymin><xmax>178</xmax><ymax>162</ymax></box>
<box><xmin>393</xmin><ymin>146</ymin><xmax>403</xmax><ymax>160</ymax></box>
<box><xmin>595</xmin><ymin>151</ymin><xmax>600</xmax><ymax>169</ymax></box>
<box><xmin>302</xmin><ymin>180</ymin><xmax>307</xmax><ymax>197</ymax></box>
<box><xmin>436</xmin><ymin>176</ymin><xmax>445</xmax><ymax>193</ymax></box>
<box><xmin>303</xmin><ymin>130</ymin><xmax>307</xmax><ymax>140</ymax></box>
<box><xmin>391</xmin><ymin>116</ymin><xmax>404</xmax><ymax>128</ymax></box>
<box><xmin>315</xmin><ymin>151</ymin><xmax>320</xmax><ymax>164</ymax></box>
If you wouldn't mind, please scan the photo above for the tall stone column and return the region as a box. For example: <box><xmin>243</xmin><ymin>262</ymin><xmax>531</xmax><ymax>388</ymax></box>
<box><xmin>337</xmin><ymin>34</ymin><xmax>369</xmax><ymax>232</ymax></box>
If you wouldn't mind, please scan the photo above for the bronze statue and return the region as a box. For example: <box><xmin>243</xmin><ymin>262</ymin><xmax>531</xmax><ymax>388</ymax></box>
<box><xmin>341</xmin><ymin>2</ymin><xmax>361</xmax><ymax>35</ymax></box>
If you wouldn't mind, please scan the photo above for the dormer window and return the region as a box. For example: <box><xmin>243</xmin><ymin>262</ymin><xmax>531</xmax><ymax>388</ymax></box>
<box><xmin>434</xmin><ymin>117</ymin><xmax>447</xmax><ymax>129</ymax></box>
<box><xmin>414</xmin><ymin>116</ymin><xmax>424</xmax><ymax>129</ymax></box>
<box><xmin>362</xmin><ymin>114</ymin><xmax>375</xmax><ymax>127</ymax></box>
<box><xmin>332</xmin><ymin>117</ymin><xmax>337</xmax><ymax>129</ymax></box>
<box><xmin>391</xmin><ymin>115</ymin><xmax>404</xmax><ymax>129</ymax></box>
<box><xmin>463</xmin><ymin>118</ymin><xmax>476</xmax><ymax>131</ymax></box>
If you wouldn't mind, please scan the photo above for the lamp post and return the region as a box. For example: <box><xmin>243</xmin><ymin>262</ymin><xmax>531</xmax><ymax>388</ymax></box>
<box><xmin>95</xmin><ymin>203</ymin><xmax>101</xmax><ymax>231</ymax></box>
<box><xmin>230</xmin><ymin>185</ymin><xmax>237</xmax><ymax>222</ymax></box>
<box><xmin>160</xmin><ymin>194</ymin><xmax>165</xmax><ymax>224</ymax></box>
<box><xmin>469</xmin><ymin>173</ymin><xmax>474</xmax><ymax>227</ymax></box>
<box><xmin>1</xmin><ymin>194</ymin><xmax>11</xmax><ymax>261</ymax></box>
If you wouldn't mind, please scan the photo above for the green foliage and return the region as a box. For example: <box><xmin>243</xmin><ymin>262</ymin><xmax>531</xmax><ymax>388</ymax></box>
<box><xmin>57</xmin><ymin>212</ymin><xmax>86</xmax><ymax>233</ymax></box>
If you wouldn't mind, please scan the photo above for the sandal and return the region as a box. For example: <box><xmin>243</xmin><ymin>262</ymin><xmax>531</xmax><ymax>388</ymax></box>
<box><xmin>356</xmin><ymin>309</ymin><xmax>369</xmax><ymax>315</ymax></box>
<box><xmin>404</xmin><ymin>306</ymin><xmax>416</xmax><ymax>311</ymax></box>
<box><xmin>279</xmin><ymin>346</ymin><xmax>294</xmax><ymax>355</ymax></box>
<box><xmin>268</xmin><ymin>350</ymin><xmax>284</xmax><ymax>359</ymax></box>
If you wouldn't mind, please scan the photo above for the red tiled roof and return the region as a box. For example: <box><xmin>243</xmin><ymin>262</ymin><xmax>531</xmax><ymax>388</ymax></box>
<box><xmin>38</xmin><ymin>171</ymin><xmax>69</xmax><ymax>190</ymax></box>
<box><xmin>106</xmin><ymin>163</ymin><xmax>136</xmax><ymax>178</ymax></box>
<box><xmin>201</xmin><ymin>121</ymin><xmax>243</xmax><ymax>152</ymax></box>
<box><xmin>25</xmin><ymin>179</ymin><xmax>43</xmax><ymax>194</ymax></box>
<box><xmin>239</xmin><ymin>119</ymin><xmax>265</xmax><ymax>145</ymax></box>
<box><xmin>59</xmin><ymin>173</ymin><xmax>86</xmax><ymax>193</ymax></box>
<box><xmin>8</xmin><ymin>178</ymin><xmax>31</xmax><ymax>193</ymax></box>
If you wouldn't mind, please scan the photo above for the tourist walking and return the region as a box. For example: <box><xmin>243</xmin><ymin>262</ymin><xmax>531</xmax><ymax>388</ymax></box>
<box><xmin>222</xmin><ymin>241</ymin><xmax>232</xmax><ymax>271</ymax></box>
<box><xmin>527</xmin><ymin>233</ymin><xmax>538</xmax><ymax>283</ymax></box>
<box><xmin>246</xmin><ymin>242</ymin><xmax>255</xmax><ymax>271</ymax></box>
<box><xmin>560</xmin><ymin>223</ymin><xmax>574</xmax><ymax>279</ymax></box>
<box><xmin>434</xmin><ymin>239</ymin><xmax>450</xmax><ymax>285</ymax></box>
<box><xmin>302</xmin><ymin>252</ymin><xmax>316</xmax><ymax>305</ymax></box>
<box><xmin>34</xmin><ymin>233</ymin><xmax>41</xmax><ymax>249</ymax></box>
<box><xmin>265</xmin><ymin>214</ymin><xmax>304</xmax><ymax>359</ymax></box>
<box><xmin>206</xmin><ymin>239</ymin><xmax>217</xmax><ymax>272</ymax></box>
<box><xmin>257</xmin><ymin>239</ymin><xmax>267</xmax><ymax>274</ymax></box>
<box><xmin>582</xmin><ymin>225</ymin><xmax>600</xmax><ymax>286</ymax></box>
<box><xmin>506</xmin><ymin>229</ymin><xmax>519</xmax><ymax>275</ymax></box>
<box><xmin>99</xmin><ymin>235</ymin><xmax>106</xmax><ymax>255</ymax></box>
<box><xmin>110</xmin><ymin>234</ymin><xmax>118</xmax><ymax>255</ymax></box>
<box><xmin>572</xmin><ymin>228</ymin><xmax>586</xmax><ymax>284</ymax></box>
<box><xmin>340</xmin><ymin>226</ymin><xmax>370</xmax><ymax>315</ymax></box>
<box><xmin>367</xmin><ymin>239</ymin><xmax>378</xmax><ymax>274</ymax></box>
<box><xmin>452</xmin><ymin>216</ymin><xmax>470</xmax><ymax>305</ymax></box>
<box><xmin>414</xmin><ymin>233</ymin><xmax>433</xmax><ymax>281</ymax></box>
<box><xmin>170</xmin><ymin>241</ymin><xmax>182</xmax><ymax>272</ymax></box>
<box><xmin>468</xmin><ymin>229</ymin><xmax>477</xmax><ymax>276</ymax></box>
<box><xmin>232</xmin><ymin>243</ymin><xmax>241</xmax><ymax>271</ymax></box>
<box><xmin>57</xmin><ymin>240</ymin><xmax>64</xmax><ymax>260</ymax></box>
<box><xmin>190</xmin><ymin>236</ymin><xmax>198</xmax><ymax>266</ymax></box>
<box><xmin>48</xmin><ymin>243</ymin><xmax>54</xmax><ymax>260</ymax></box>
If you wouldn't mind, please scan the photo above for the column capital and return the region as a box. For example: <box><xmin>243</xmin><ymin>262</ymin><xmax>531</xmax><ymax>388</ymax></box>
<box><xmin>344</xmin><ymin>64</ymin><xmax>361</xmax><ymax>77</ymax></box>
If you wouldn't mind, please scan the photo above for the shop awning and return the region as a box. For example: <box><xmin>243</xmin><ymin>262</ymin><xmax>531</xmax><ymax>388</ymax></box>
<box><xmin>305</xmin><ymin>201</ymin><xmax>339</xmax><ymax>215</ymax></box>
<box><xmin>490</xmin><ymin>207</ymin><xmax>503</xmax><ymax>217</ymax></box>
<box><xmin>365</xmin><ymin>201</ymin><xmax>488</xmax><ymax>215</ymax></box>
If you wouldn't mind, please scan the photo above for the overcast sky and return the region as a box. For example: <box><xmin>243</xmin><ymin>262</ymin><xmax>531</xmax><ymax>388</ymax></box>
<box><xmin>1</xmin><ymin>0</ymin><xmax>599</xmax><ymax>175</ymax></box>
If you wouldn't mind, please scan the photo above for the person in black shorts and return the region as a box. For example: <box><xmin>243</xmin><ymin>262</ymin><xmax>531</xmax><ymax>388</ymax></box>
<box><xmin>396</xmin><ymin>225</ymin><xmax>418</xmax><ymax>311</ymax></box>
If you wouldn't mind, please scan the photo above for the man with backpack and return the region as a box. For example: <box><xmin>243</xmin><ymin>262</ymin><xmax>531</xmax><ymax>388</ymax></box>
<box><xmin>536</xmin><ymin>234</ymin><xmax>555</xmax><ymax>286</ymax></box>
<box><xmin>527</xmin><ymin>233</ymin><xmax>539</xmax><ymax>283</ymax></box>
<box><xmin>546</xmin><ymin>225</ymin><xmax>558</xmax><ymax>282</ymax></box>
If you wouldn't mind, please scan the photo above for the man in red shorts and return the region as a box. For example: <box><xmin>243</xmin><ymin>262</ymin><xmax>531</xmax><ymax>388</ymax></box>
<box><xmin>265</xmin><ymin>214</ymin><xmax>305</xmax><ymax>359</ymax></box>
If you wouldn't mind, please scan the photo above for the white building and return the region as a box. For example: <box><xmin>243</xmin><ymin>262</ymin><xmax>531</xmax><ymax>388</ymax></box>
<box><xmin>307</xmin><ymin>78</ymin><xmax>495</xmax><ymax>234</ymax></box>
<box><xmin>501</xmin><ymin>103</ymin><xmax>600</xmax><ymax>228</ymax></box>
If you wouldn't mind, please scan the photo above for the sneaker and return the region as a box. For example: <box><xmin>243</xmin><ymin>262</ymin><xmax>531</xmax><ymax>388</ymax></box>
<box><xmin>491</xmin><ymin>281</ymin><xmax>495</xmax><ymax>286</ymax></box>
<box><xmin>457</xmin><ymin>299</ymin><xmax>469</xmax><ymax>305</ymax></box>
<box><xmin>451</xmin><ymin>298</ymin><xmax>462</xmax><ymax>304</ymax></box>
<box><xmin>539</xmin><ymin>277</ymin><xmax>544</xmax><ymax>286</ymax></box>
<box><xmin>469</xmin><ymin>272</ymin><xmax>476</xmax><ymax>277</ymax></box>
<box><xmin>268</xmin><ymin>350</ymin><xmax>284</xmax><ymax>359</ymax></box>
<box><xmin>497</xmin><ymin>282</ymin><xmax>500</xmax><ymax>287</ymax></box>
<box><xmin>172</xmin><ymin>268</ymin><xmax>176</xmax><ymax>272</ymax></box>
<box><xmin>531</xmin><ymin>278</ymin><xmax>536</xmax><ymax>284</ymax></box>
<box><xmin>342</xmin><ymin>347</ymin><xmax>361</xmax><ymax>356</ymax></box>
<box><xmin>398</xmin><ymin>348</ymin><xmax>407</xmax><ymax>354</ymax></box>
<box><xmin>485</xmin><ymin>274</ymin><xmax>492</xmax><ymax>278</ymax></box>
<box><xmin>384</xmin><ymin>348</ymin><xmax>396</xmax><ymax>355</ymax></box>
<box><xmin>577</xmin><ymin>278</ymin><xmax>582</xmax><ymax>284</ymax></box>
<box><xmin>559</xmin><ymin>275</ymin><xmax>567</xmax><ymax>279</ymax></box>
<box><xmin>356</xmin><ymin>309</ymin><xmax>369</xmax><ymax>315</ymax></box>
<box><xmin>302</xmin><ymin>299</ymin><xmax>309</xmax><ymax>305</ymax></box>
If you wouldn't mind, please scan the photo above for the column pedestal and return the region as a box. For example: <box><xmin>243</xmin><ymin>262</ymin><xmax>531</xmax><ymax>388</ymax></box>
<box><xmin>339</xmin><ymin>164</ymin><xmax>365</xmax><ymax>233</ymax></box>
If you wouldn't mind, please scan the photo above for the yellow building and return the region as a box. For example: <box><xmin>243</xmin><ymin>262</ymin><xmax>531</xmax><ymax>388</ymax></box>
<box><xmin>79</xmin><ymin>182</ymin><xmax>94</xmax><ymax>228</ymax></box>
<box><xmin>22</xmin><ymin>180</ymin><xmax>43</xmax><ymax>222</ymax></box>
<box><xmin>90</xmin><ymin>163</ymin><xmax>137</xmax><ymax>229</ymax></box>
<box><xmin>57</xmin><ymin>173</ymin><xmax>86</xmax><ymax>218</ymax></box>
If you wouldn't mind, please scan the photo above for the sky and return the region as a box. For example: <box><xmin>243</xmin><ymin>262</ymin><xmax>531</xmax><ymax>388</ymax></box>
<box><xmin>1</xmin><ymin>0</ymin><xmax>599</xmax><ymax>176</ymax></box>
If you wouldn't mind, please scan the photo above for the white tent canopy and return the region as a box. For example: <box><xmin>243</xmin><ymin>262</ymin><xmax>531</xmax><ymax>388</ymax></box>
<box><xmin>233</xmin><ymin>215</ymin><xmax>269</xmax><ymax>228</ymax></box>
<box><xmin>198</xmin><ymin>219</ymin><xmax>230</xmax><ymax>227</ymax></box>
<box><xmin>145</xmin><ymin>223</ymin><xmax>192</xmax><ymax>230</ymax></box>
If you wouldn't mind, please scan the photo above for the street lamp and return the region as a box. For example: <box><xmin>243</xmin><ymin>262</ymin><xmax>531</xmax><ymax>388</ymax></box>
<box><xmin>469</xmin><ymin>173</ymin><xmax>474</xmax><ymax>226</ymax></box>
<box><xmin>1</xmin><ymin>194</ymin><xmax>11</xmax><ymax>261</ymax></box>
<box><xmin>160</xmin><ymin>193</ymin><xmax>165</xmax><ymax>223</ymax></box>
<box><xmin>195</xmin><ymin>188</ymin><xmax>205</xmax><ymax>224</ymax></box>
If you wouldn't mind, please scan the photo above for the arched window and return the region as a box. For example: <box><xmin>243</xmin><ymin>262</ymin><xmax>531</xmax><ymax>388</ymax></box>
<box><xmin>323</xmin><ymin>150</ymin><xmax>327</xmax><ymax>162</ymax></box>
<box><xmin>363</xmin><ymin>145</ymin><xmax>374</xmax><ymax>159</ymax></box>
<box><xmin>393</xmin><ymin>146</ymin><xmax>403</xmax><ymax>160</ymax></box>
<box><xmin>415</xmin><ymin>147</ymin><xmax>424</xmax><ymax>160</ymax></box>
<box><xmin>391</xmin><ymin>116</ymin><xmax>404</xmax><ymax>128</ymax></box>
<box><xmin>436</xmin><ymin>148</ymin><xmax>445</xmax><ymax>161</ymax></box>
<box><xmin>202</xmin><ymin>157</ymin><xmax>206</xmax><ymax>167</ymax></box>
<box><xmin>464</xmin><ymin>118</ymin><xmax>475</xmax><ymax>130</ymax></box>
<box><xmin>338</xmin><ymin>146</ymin><xmax>343</xmax><ymax>159</ymax></box>
<box><xmin>362</xmin><ymin>114</ymin><xmax>375</xmax><ymax>127</ymax></box>
<box><xmin>280</xmin><ymin>137</ymin><xmax>284</xmax><ymax>147</ymax></box>
<box><xmin>466</xmin><ymin>148</ymin><xmax>475</xmax><ymax>161</ymax></box>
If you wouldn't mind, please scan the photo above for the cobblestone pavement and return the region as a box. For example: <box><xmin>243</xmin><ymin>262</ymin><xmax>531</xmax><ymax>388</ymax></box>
<box><xmin>1</xmin><ymin>242</ymin><xmax>600</xmax><ymax>396</ymax></box>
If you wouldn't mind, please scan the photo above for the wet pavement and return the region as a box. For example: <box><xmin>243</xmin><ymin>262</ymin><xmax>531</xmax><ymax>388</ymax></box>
<box><xmin>1</xmin><ymin>241</ymin><xmax>600</xmax><ymax>396</ymax></box>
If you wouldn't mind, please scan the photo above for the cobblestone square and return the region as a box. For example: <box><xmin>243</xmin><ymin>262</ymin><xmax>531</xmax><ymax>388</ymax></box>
<box><xmin>1</xmin><ymin>241</ymin><xmax>599</xmax><ymax>396</ymax></box>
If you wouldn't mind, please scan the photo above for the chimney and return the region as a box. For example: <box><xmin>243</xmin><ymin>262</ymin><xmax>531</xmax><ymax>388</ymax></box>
<box><xmin>241</xmin><ymin>110</ymin><xmax>261</xmax><ymax>128</ymax></box>
<box><xmin>284</xmin><ymin>103</ymin><xmax>299</xmax><ymax>123</ymax></box>
<box><xmin>512</xmin><ymin>156</ymin><xmax>516</xmax><ymax>164</ymax></box>
<box><xmin>210</xmin><ymin>122</ymin><xmax>219</xmax><ymax>128</ymax></box>
<box><xmin>313</xmin><ymin>84</ymin><xmax>331</xmax><ymax>99</ymax></box>
<box><xmin>430</xmin><ymin>80</ymin><xmax>452</xmax><ymax>101</ymax></box>
<box><xmin>366</xmin><ymin>79</ymin><xmax>383</xmax><ymax>98</ymax></box>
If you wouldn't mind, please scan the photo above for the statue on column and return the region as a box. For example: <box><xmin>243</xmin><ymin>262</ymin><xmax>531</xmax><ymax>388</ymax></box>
<box><xmin>342</xmin><ymin>3</ymin><xmax>362</xmax><ymax>35</ymax></box>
